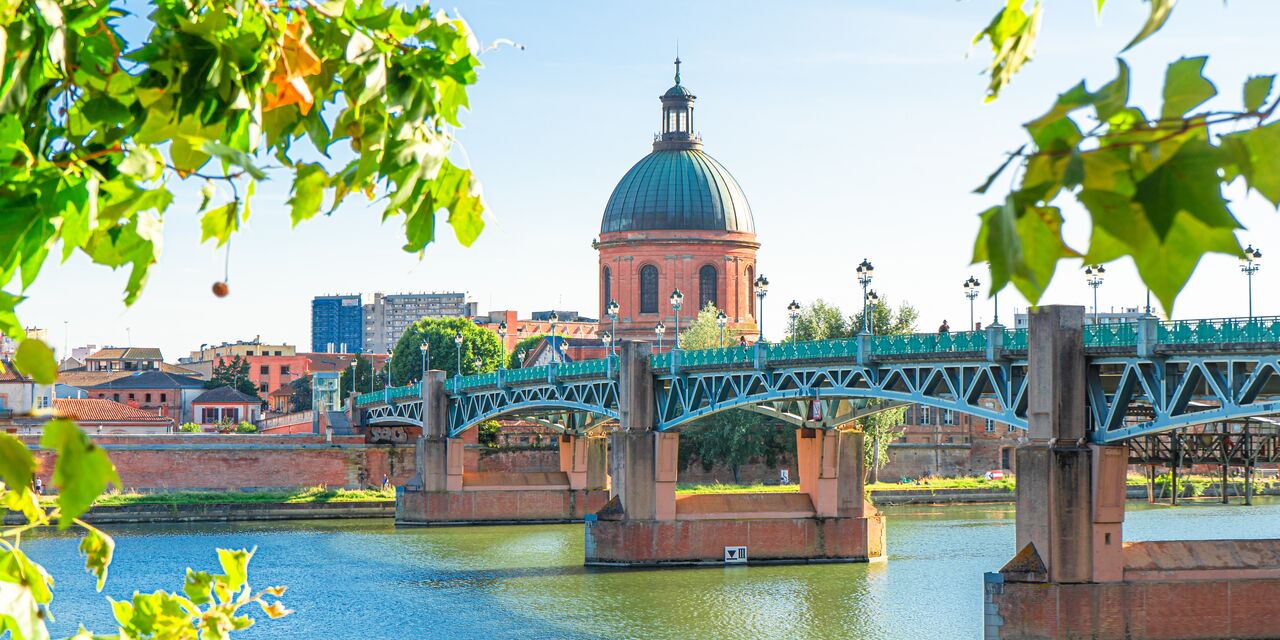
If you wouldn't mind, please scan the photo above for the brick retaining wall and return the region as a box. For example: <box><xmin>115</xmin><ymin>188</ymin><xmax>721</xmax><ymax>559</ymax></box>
<box><xmin>19</xmin><ymin>435</ymin><xmax>415</xmax><ymax>491</ymax></box>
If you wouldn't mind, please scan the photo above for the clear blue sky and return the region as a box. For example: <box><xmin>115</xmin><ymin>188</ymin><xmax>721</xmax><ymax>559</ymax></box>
<box><xmin>18</xmin><ymin>1</ymin><xmax>1280</xmax><ymax>359</ymax></box>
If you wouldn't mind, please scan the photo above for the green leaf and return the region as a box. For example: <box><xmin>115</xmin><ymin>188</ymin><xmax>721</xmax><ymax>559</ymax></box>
<box><xmin>1244</xmin><ymin>75</ymin><xmax>1274</xmax><ymax>113</ymax></box>
<box><xmin>1082</xmin><ymin>189</ymin><xmax>1240</xmax><ymax>313</ymax></box>
<box><xmin>200</xmin><ymin>202</ymin><xmax>240</xmax><ymax>247</ymax></box>
<box><xmin>0</xmin><ymin>547</ymin><xmax>54</xmax><ymax>603</ymax></box>
<box><xmin>79</xmin><ymin>523</ymin><xmax>116</xmax><ymax>591</ymax></box>
<box><xmin>184</xmin><ymin>569</ymin><xmax>214</xmax><ymax>605</ymax></box>
<box><xmin>1134</xmin><ymin>138</ymin><xmax>1238</xmax><ymax>238</ymax></box>
<box><xmin>1122</xmin><ymin>0</ymin><xmax>1176</xmax><ymax>52</ymax></box>
<box><xmin>1223</xmin><ymin>122</ymin><xmax>1280</xmax><ymax>208</ymax></box>
<box><xmin>289</xmin><ymin>164</ymin><xmax>328</xmax><ymax>226</ymax></box>
<box><xmin>217</xmin><ymin>548</ymin><xmax>254</xmax><ymax>596</ymax></box>
<box><xmin>973</xmin><ymin>193</ymin><xmax>1078</xmax><ymax>303</ymax></box>
<box><xmin>14</xmin><ymin>339</ymin><xmax>57</xmax><ymax>384</ymax></box>
<box><xmin>1161</xmin><ymin>56</ymin><xmax>1216</xmax><ymax>120</ymax></box>
<box><xmin>41</xmin><ymin>419</ymin><xmax>120</xmax><ymax>528</ymax></box>
<box><xmin>203</xmin><ymin>141</ymin><xmax>267</xmax><ymax>180</ymax></box>
<box><xmin>0</xmin><ymin>579</ymin><xmax>50</xmax><ymax>640</ymax></box>
<box><xmin>974</xmin><ymin>0</ymin><xmax>1043</xmax><ymax>102</ymax></box>
<box><xmin>169</xmin><ymin>135</ymin><xmax>210</xmax><ymax>173</ymax></box>
<box><xmin>0</xmin><ymin>433</ymin><xmax>37</xmax><ymax>493</ymax></box>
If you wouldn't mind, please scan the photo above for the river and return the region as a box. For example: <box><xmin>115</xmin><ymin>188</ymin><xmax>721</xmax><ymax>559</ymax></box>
<box><xmin>24</xmin><ymin>499</ymin><xmax>1280</xmax><ymax>639</ymax></box>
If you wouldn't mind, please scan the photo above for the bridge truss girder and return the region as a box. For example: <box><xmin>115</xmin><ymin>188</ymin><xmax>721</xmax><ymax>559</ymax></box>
<box><xmin>653</xmin><ymin>360</ymin><xmax>1030</xmax><ymax>432</ymax></box>
<box><xmin>446</xmin><ymin>377</ymin><xmax>620</xmax><ymax>437</ymax></box>
<box><xmin>1088</xmin><ymin>354</ymin><xmax>1280</xmax><ymax>443</ymax></box>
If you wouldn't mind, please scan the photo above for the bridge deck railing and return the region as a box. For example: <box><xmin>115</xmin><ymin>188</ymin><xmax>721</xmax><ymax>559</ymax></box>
<box><xmin>354</xmin><ymin>316</ymin><xmax>1280</xmax><ymax>408</ymax></box>
<box><xmin>1158</xmin><ymin>316</ymin><xmax>1280</xmax><ymax>345</ymax></box>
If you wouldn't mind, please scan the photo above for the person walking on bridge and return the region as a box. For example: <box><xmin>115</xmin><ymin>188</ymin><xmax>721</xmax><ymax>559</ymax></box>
<box><xmin>938</xmin><ymin>320</ymin><xmax>950</xmax><ymax>333</ymax></box>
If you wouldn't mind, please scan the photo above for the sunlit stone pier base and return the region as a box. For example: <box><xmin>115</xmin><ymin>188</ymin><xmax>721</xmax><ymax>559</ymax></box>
<box><xmin>396</xmin><ymin>371</ymin><xmax>608</xmax><ymax>525</ymax></box>
<box><xmin>985</xmin><ymin>306</ymin><xmax>1280</xmax><ymax>639</ymax></box>
<box><xmin>584</xmin><ymin>341</ymin><xmax>885</xmax><ymax>566</ymax></box>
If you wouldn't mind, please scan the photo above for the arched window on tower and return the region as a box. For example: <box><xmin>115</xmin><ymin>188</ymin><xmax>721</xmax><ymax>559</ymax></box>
<box><xmin>699</xmin><ymin>265</ymin><xmax>717</xmax><ymax>310</ymax></box>
<box><xmin>746</xmin><ymin>266</ymin><xmax>755</xmax><ymax>317</ymax></box>
<box><xmin>603</xmin><ymin>266</ymin><xmax>612</xmax><ymax>310</ymax></box>
<box><xmin>640</xmin><ymin>265</ymin><xmax>659</xmax><ymax>314</ymax></box>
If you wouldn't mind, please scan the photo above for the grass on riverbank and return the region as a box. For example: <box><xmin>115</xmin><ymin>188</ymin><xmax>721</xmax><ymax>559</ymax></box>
<box><xmin>39</xmin><ymin>485</ymin><xmax>397</xmax><ymax>507</ymax></box>
<box><xmin>676</xmin><ymin>477</ymin><xmax>1017</xmax><ymax>494</ymax></box>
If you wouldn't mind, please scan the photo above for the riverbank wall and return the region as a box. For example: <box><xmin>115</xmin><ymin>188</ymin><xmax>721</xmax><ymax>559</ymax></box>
<box><xmin>17</xmin><ymin>435</ymin><xmax>416</xmax><ymax>491</ymax></box>
<box><xmin>4</xmin><ymin>500</ymin><xmax>394</xmax><ymax>525</ymax></box>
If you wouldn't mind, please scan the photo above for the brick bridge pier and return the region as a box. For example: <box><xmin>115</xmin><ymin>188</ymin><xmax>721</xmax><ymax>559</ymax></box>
<box><xmin>584</xmin><ymin>341</ymin><xmax>885</xmax><ymax>566</ymax></box>
<box><xmin>986</xmin><ymin>306</ymin><xmax>1280</xmax><ymax>640</ymax></box>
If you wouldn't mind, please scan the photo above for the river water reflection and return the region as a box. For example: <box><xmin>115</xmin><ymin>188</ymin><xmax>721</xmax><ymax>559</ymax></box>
<box><xmin>25</xmin><ymin>499</ymin><xmax>1280</xmax><ymax>639</ymax></box>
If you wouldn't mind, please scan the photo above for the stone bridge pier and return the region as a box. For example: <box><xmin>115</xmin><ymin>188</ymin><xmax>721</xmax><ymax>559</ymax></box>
<box><xmin>987</xmin><ymin>306</ymin><xmax>1280</xmax><ymax>640</ymax></box>
<box><xmin>396</xmin><ymin>370</ymin><xmax>609</xmax><ymax>525</ymax></box>
<box><xmin>584</xmin><ymin>341</ymin><xmax>885</xmax><ymax>566</ymax></box>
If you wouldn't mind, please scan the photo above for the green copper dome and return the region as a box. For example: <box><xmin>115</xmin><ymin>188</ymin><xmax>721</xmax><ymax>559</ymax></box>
<box><xmin>601</xmin><ymin>149</ymin><xmax>755</xmax><ymax>234</ymax></box>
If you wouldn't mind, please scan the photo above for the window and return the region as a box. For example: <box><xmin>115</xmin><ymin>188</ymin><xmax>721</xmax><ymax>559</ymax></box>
<box><xmin>160</xmin><ymin>393</ymin><xmax>167</xmax><ymax>403</ymax></box>
<box><xmin>985</xmin><ymin>418</ymin><xmax>995</xmax><ymax>433</ymax></box>
<box><xmin>602</xmin><ymin>266</ymin><xmax>612</xmax><ymax>309</ymax></box>
<box><xmin>145</xmin><ymin>393</ymin><xmax>152</xmax><ymax>403</ymax></box>
<box><xmin>37</xmin><ymin>396</ymin><xmax>49</xmax><ymax>409</ymax></box>
<box><xmin>127</xmin><ymin>393</ymin><xmax>135</xmax><ymax>401</ymax></box>
<box><xmin>746</xmin><ymin>266</ymin><xmax>755</xmax><ymax>316</ymax></box>
<box><xmin>699</xmin><ymin>265</ymin><xmax>717</xmax><ymax>310</ymax></box>
<box><xmin>113</xmin><ymin>393</ymin><xmax>120</xmax><ymax>402</ymax></box>
<box><xmin>943</xmin><ymin>410</ymin><xmax>955</xmax><ymax>426</ymax></box>
<box><xmin>274</xmin><ymin>351</ymin><xmax>282</xmax><ymax>356</ymax></box>
<box><xmin>639</xmin><ymin>265</ymin><xmax>659</xmax><ymax>314</ymax></box>
<box><xmin>259</xmin><ymin>384</ymin><xmax>268</xmax><ymax>392</ymax></box>
<box><xmin>260</xmin><ymin>365</ymin><xmax>270</xmax><ymax>375</ymax></box>
<box><xmin>226</xmin><ymin>408</ymin><xmax>239</xmax><ymax>422</ymax></box>
<box><xmin>919</xmin><ymin>407</ymin><xmax>931</xmax><ymax>425</ymax></box>
<box><xmin>246</xmin><ymin>350</ymin><xmax>255</xmax><ymax>356</ymax></box>
<box><xmin>280</xmin><ymin>365</ymin><xmax>291</xmax><ymax>375</ymax></box>
<box><xmin>201</xmin><ymin>408</ymin><xmax>218</xmax><ymax>423</ymax></box>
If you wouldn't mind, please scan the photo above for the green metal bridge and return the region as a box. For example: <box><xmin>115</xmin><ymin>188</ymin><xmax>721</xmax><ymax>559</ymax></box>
<box><xmin>354</xmin><ymin>316</ymin><xmax>1280</xmax><ymax>444</ymax></box>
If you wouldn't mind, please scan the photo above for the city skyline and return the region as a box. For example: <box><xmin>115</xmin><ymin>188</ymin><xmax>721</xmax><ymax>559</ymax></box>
<box><xmin>13</xmin><ymin>1</ymin><xmax>1280</xmax><ymax>359</ymax></box>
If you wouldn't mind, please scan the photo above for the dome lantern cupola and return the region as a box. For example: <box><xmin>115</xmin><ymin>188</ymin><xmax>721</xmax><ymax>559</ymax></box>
<box><xmin>657</xmin><ymin>57</ymin><xmax>700</xmax><ymax>151</ymax></box>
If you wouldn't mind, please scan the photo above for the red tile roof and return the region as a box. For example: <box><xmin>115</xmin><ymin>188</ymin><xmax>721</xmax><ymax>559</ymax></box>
<box><xmin>54</xmin><ymin>398</ymin><xmax>173</xmax><ymax>423</ymax></box>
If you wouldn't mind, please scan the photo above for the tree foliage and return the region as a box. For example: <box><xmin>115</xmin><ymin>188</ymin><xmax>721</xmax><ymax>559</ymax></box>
<box><xmin>790</xmin><ymin>298</ymin><xmax>919</xmax><ymax>341</ymax></box>
<box><xmin>678</xmin><ymin>303</ymin><xmax>732</xmax><ymax>350</ymax></box>
<box><xmin>0</xmin><ymin>0</ymin><xmax>487</xmax><ymax>341</ymax></box>
<box><xmin>679</xmin><ymin>410</ymin><xmax>794</xmax><ymax>485</ymax></box>
<box><xmin>972</xmin><ymin>0</ymin><xmax>1277</xmax><ymax>312</ymax></box>
<box><xmin>507</xmin><ymin>333</ymin><xmax>546</xmax><ymax>369</ymax></box>
<box><xmin>207</xmin><ymin>355</ymin><xmax>261</xmax><ymax>400</ymax></box>
<box><xmin>337</xmin><ymin>354</ymin><xmax>385</xmax><ymax>402</ymax></box>
<box><xmin>0</xmin><ymin>422</ymin><xmax>289</xmax><ymax>638</ymax></box>
<box><xmin>387</xmin><ymin>316</ymin><xmax>502</xmax><ymax>385</ymax></box>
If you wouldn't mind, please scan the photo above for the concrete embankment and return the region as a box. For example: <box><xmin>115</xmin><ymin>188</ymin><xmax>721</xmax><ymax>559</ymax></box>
<box><xmin>4</xmin><ymin>500</ymin><xmax>394</xmax><ymax>526</ymax></box>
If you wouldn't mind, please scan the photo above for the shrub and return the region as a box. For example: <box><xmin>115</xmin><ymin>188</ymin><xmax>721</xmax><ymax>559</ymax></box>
<box><xmin>235</xmin><ymin>421</ymin><xmax>258</xmax><ymax>433</ymax></box>
<box><xmin>178</xmin><ymin>423</ymin><xmax>201</xmax><ymax>433</ymax></box>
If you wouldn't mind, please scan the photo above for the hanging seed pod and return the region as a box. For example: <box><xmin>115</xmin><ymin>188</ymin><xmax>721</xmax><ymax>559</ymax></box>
<box><xmin>212</xmin><ymin>281</ymin><xmax>229</xmax><ymax>297</ymax></box>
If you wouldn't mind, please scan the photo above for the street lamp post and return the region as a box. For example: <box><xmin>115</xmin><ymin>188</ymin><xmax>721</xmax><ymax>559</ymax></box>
<box><xmin>419</xmin><ymin>341</ymin><xmax>429</xmax><ymax>380</ymax></box>
<box><xmin>1241</xmin><ymin>245</ymin><xmax>1263</xmax><ymax>319</ymax></box>
<box><xmin>754</xmin><ymin>274</ymin><xmax>769</xmax><ymax>341</ymax></box>
<box><xmin>517</xmin><ymin>349</ymin><xmax>527</xmax><ymax>366</ymax></box>
<box><xmin>557</xmin><ymin>341</ymin><xmax>568</xmax><ymax>362</ymax></box>
<box><xmin>473</xmin><ymin>356</ymin><xmax>482</xmax><ymax>373</ymax></box>
<box><xmin>787</xmin><ymin>300</ymin><xmax>801</xmax><ymax>342</ymax></box>
<box><xmin>386</xmin><ymin>349</ymin><xmax>393</xmax><ymax>389</ymax></box>
<box><xmin>856</xmin><ymin>259</ymin><xmax>874</xmax><ymax>334</ymax></box>
<box><xmin>716</xmin><ymin>310</ymin><xmax>728</xmax><ymax>347</ymax></box>
<box><xmin>963</xmin><ymin>276</ymin><xmax>981</xmax><ymax>330</ymax></box>
<box><xmin>454</xmin><ymin>331</ymin><xmax>463</xmax><ymax>376</ymax></box>
<box><xmin>654</xmin><ymin>321</ymin><xmax>666</xmax><ymax>352</ymax></box>
<box><xmin>865</xmin><ymin>289</ymin><xmax>880</xmax><ymax>334</ymax></box>
<box><xmin>497</xmin><ymin>321</ymin><xmax>507</xmax><ymax>369</ymax></box>
<box><xmin>349</xmin><ymin>359</ymin><xmax>357</xmax><ymax>401</ymax></box>
<box><xmin>670</xmin><ymin>289</ymin><xmax>684</xmax><ymax>348</ymax></box>
<box><xmin>601</xmin><ymin>332</ymin><xmax>611</xmax><ymax>356</ymax></box>
<box><xmin>1084</xmin><ymin>264</ymin><xmax>1107</xmax><ymax>324</ymax></box>
<box><xmin>607</xmin><ymin>300</ymin><xmax>619</xmax><ymax>355</ymax></box>
<box><xmin>548</xmin><ymin>310</ymin><xmax>559</xmax><ymax>364</ymax></box>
